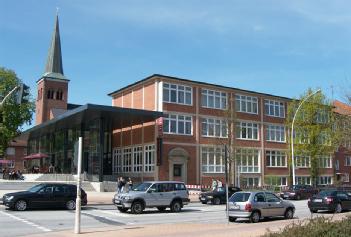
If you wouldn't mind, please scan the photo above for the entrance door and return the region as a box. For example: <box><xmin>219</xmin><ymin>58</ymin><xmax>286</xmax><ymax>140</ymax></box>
<box><xmin>173</xmin><ymin>164</ymin><xmax>183</xmax><ymax>182</ymax></box>
<box><xmin>168</xmin><ymin>148</ymin><xmax>189</xmax><ymax>183</ymax></box>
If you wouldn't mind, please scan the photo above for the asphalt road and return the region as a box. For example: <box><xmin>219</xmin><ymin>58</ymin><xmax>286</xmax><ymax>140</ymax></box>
<box><xmin>0</xmin><ymin>200</ymin><xmax>341</xmax><ymax>237</ymax></box>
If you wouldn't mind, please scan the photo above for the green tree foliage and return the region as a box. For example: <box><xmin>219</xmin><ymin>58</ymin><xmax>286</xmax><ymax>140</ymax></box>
<box><xmin>286</xmin><ymin>89</ymin><xmax>340</xmax><ymax>186</ymax></box>
<box><xmin>0</xmin><ymin>67</ymin><xmax>34</xmax><ymax>156</ymax></box>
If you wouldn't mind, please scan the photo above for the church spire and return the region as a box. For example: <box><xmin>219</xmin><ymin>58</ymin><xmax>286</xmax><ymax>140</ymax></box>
<box><xmin>43</xmin><ymin>13</ymin><xmax>67</xmax><ymax>80</ymax></box>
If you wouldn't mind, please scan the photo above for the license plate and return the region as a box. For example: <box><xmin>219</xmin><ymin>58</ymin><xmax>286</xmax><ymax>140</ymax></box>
<box><xmin>284</xmin><ymin>195</ymin><xmax>289</xmax><ymax>198</ymax></box>
<box><xmin>115</xmin><ymin>200</ymin><xmax>121</xmax><ymax>204</ymax></box>
<box><xmin>230</xmin><ymin>205</ymin><xmax>239</xmax><ymax>210</ymax></box>
<box><xmin>200</xmin><ymin>197</ymin><xmax>206</xmax><ymax>200</ymax></box>
<box><xmin>313</xmin><ymin>199</ymin><xmax>322</xmax><ymax>203</ymax></box>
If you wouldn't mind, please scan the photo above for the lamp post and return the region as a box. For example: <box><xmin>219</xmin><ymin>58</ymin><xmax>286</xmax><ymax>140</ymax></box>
<box><xmin>291</xmin><ymin>89</ymin><xmax>321</xmax><ymax>185</ymax></box>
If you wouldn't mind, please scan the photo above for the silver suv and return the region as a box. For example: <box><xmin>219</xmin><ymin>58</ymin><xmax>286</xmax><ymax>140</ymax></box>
<box><xmin>228</xmin><ymin>191</ymin><xmax>295</xmax><ymax>223</ymax></box>
<box><xmin>113</xmin><ymin>181</ymin><xmax>190</xmax><ymax>214</ymax></box>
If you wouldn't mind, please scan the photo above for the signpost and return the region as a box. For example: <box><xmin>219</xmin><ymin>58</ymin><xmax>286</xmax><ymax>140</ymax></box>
<box><xmin>74</xmin><ymin>137</ymin><xmax>83</xmax><ymax>234</ymax></box>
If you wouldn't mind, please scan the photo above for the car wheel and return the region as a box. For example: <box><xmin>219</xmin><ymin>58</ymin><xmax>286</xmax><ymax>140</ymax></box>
<box><xmin>212</xmin><ymin>197</ymin><xmax>221</xmax><ymax>205</ymax></box>
<box><xmin>310</xmin><ymin>209</ymin><xmax>318</xmax><ymax>213</ymax></box>
<box><xmin>201</xmin><ymin>201</ymin><xmax>207</xmax><ymax>204</ymax></box>
<box><xmin>117</xmin><ymin>207</ymin><xmax>128</xmax><ymax>213</ymax></box>
<box><xmin>284</xmin><ymin>208</ymin><xmax>294</xmax><ymax>219</ymax></box>
<box><xmin>170</xmin><ymin>200</ymin><xmax>182</xmax><ymax>212</ymax></box>
<box><xmin>250</xmin><ymin>211</ymin><xmax>260</xmax><ymax>223</ymax></box>
<box><xmin>15</xmin><ymin>200</ymin><xmax>27</xmax><ymax>211</ymax></box>
<box><xmin>334</xmin><ymin>203</ymin><xmax>342</xmax><ymax>213</ymax></box>
<box><xmin>66</xmin><ymin>200</ymin><xmax>76</xmax><ymax>210</ymax></box>
<box><xmin>131</xmin><ymin>201</ymin><xmax>144</xmax><ymax>214</ymax></box>
<box><xmin>229</xmin><ymin>217</ymin><xmax>237</xmax><ymax>222</ymax></box>
<box><xmin>157</xmin><ymin>207</ymin><xmax>166</xmax><ymax>212</ymax></box>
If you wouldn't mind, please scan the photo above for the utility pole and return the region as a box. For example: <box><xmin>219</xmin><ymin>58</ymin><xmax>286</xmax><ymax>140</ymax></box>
<box><xmin>74</xmin><ymin>137</ymin><xmax>83</xmax><ymax>234</ymax></box>
<box><xmin>0</xmin><ymin>85</ymin><xmax>19</xmax><ymax>108</ymax></box>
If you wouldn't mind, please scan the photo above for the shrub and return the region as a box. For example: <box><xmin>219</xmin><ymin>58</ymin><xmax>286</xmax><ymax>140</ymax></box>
<box><xmin>262</xmin><ymin>216</ymin><xmax>351</xmax><ymax>237</ymax></box>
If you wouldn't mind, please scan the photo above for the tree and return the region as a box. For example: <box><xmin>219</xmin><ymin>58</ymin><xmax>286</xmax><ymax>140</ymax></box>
<box><xmin>0</xmin><ymin>67</ymin><xmax>34</xmax><ymax>156</ymax></box>
<box><xmin>286</xmin><ymin>89</ymin><xmax>340</xmax><ymax>186</ymax></box>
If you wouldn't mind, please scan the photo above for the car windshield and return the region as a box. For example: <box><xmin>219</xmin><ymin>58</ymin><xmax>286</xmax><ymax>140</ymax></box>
<box><xmin>132</xmin><ymin>182</ymin><xmax>152</xmax><ymax>192</ymax></box>
<box><xmin>318</xmin><ymin>190</ymin><xmax>336</xmax><ymax>197</ymax></box>
<box><xmin>229</xmin><ymin>192</ymin><xmax>251</xmax><ymax>202</ymax></box>
<box><xmin>27</xmin><ymin>184</ymin><xmax>45</xmax><ymax>193</ymax></box>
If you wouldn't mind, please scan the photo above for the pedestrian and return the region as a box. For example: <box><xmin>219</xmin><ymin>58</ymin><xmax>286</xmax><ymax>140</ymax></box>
<box><xmin>120</xmin><ymin>177</ymin><xmax>126</xmax><ymax>193</ymax></box>
<box><xmin>127</xmin><ymin>177</ymin><xmax>133</xmax><ymax>191</ymax></box>
<box><xmin>217</xmin><ymin>179</ymin><xmax>223</xmax><ymax>188</ymax></box>
<box><xmin>211</xmin><ymin>178</ymin><xmax>218</xmax><ymax>191</ymax></box>
<box><xmin>117</xmin><ymin>177</ymin><xmax>122</xmax><ymax>193</ymax></box>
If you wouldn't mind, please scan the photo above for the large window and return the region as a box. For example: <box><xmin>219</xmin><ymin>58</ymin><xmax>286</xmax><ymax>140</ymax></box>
<box><xmin>235</xmin><ymin>94</ymin><xmax>258</xmax><ymax>114</ymax></box>
<box><xmin>295</xmin><ymin>176</ymin><xmax>311</xmax><ymax>185</ymax></box>
<box><xmin>201</xmin><ymin>89</ymin><xmax>227</xmax><ymax>109</ymax></box>
<box><xmin>345</xmin><ymin>156</ymin><xmax>351</xmax><ymax>166</ymax></box>
<box><xmin>264</xmin><ymin>100</ymin><xmax>285</xmax><ymax>118</ymax></box>
<box><xmin>265</xmin><ymin>150</ymin><xmax>287</xmax><ymax>167</ymax></box>
<box><xmin>265</xmin><ymin>176</ymin><xmax>287</xmax><ymax>186</ymax></box>
<box><xmin>163</xmin><ymin>83</ymin><xmax>192</xmax><ymax>105</ymax></box>
<box><xmin>236</xmin><ymin>122</ymin><xmax>259</xmax><ymax>140</ymax></box>
<box><xmin>318</xmin><ymin>176</ymin><xmax>332</xmax><ymax>185</ymax></box>
<box><xmin>236</xmin><ymin>149</ymin><xmax>260</xmax><ymax>173</ymax></box>
<box><xmin>201</xmin><ymin>147</ymin><xmax>225</xmax><ymax>173</ymax></box>
<box><xmin>201</xmin><ymin>118</ymin><xmax>227</xmax><ymax>138</ymax></box>
<box><xmin>319</xmin><ymin>155</ymin><xmax>332</xmax><ymax>168</ymax></box>
<box><xmin>112</xmin><ymin>144</ymin><xmax>156</xmax><ymax>174</ymax></box>
<box><xmin>241</xmin><ymin>177</ymin><xmax>260</xmax><ymax>187</ymax></box>
<box><xmin>266</xmin><ymin>125</ymin><xmax>285</xmax><ymax>142</ymax></box>
<box><xmin>163</xmin><ymin>114</ymin><xmax>192</xmax><ymax>135</ymax></box>
<box><xmin>295</xmin><ymin>154</ymin><xmax>310</xmax><ymax>168</ymax></box>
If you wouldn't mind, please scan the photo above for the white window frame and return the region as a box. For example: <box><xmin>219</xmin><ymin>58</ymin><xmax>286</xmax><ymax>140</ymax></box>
<box><xmin>133</xmin><ymin>146</ymin><xmax>143</xmax><ymax>172</ymax></box>
<box><xmin>264</xmin><ymin>99</ymin><xmax>285</xmax><ymax>118</ymax></box>
<box><xmin>236</xmin><ymin>149</ymin><xmax>260</xmax><ymax>173</ymax></box>
<box><xmin>265</xmin><ymin>150</ymin><xmax>287</xmax><ymax>167</ymax></box>
<box><xmin>295</xmin><ymin>155</ymin><xmax>310</xmax><ymax>168</ymax></box>
<box><xmin>241</xmin><ymin>177</ymin><xmax>260</xmax><ymax>187</ymax></box>
<box><xmin>122</xmin><ymin>147</ymin><xmax>132</xmax><ymax>172</ymax></box>
<box><xmin>319</xmin><ymin>155</ymin><xmax>332</xmax><ymax>168</ymax></box>
<box><xmin>343</xmin><ymin>173</ymin><xmax>350</xmax><ymax>183</ymax></box>
<box><xmin>201</xmin><ymin>89</ymin><xmax>227</xmax><ymax>110</ymax></box>
<box><xmin>144</xmin><ymin>144</ymin><xmax>155</xmax><ymax>172</ymax></box>
<box><xmin>163</xmin><ymin>113</ymin><xmax>192</xmax><ymax>135</ymax></box>
<box><xmin>163</xmin><ymin>83</ymin><xmax>192</xmax><ymax>105</ymax></box>
<box><xmin>345</xmin><ymin>156</ymin><xmax>351</xmax><ymax>166</ymax></box>
<box><xmin>235</xmin><ymin>94</ymin><xmax>258</xmax><ymax>114</ymax></box>
<box><xmin>112</xmin><ymin>148</ymin><xmax>122</xmax><ymax>174</ymax></box>
<box><xmin>266</xmin><ymin>176</ymin><xmax>287</xmax><ymax>186</ymax></box>
<box><xmin>266</xmin><ymin>124</ymin><xmax>286</xmax><ymax>142</ymax></box>
<box><xmin>295</xmin><ymin>176</ymin><xmax>311</xmax><ymax>185</ymax></box>
<box><xmin>201</xmin><ymin>146</ymin><xmax>225</xmax><ymax>173</ymax></box>
<box><xmin>236</xmin><ymin>121</ymin><xmax>259</xmax><ymax>140</ymax></box>
<box><xmin>318</xmin><ymin>176</ymin><xmax>332</xmax><ymax>185</ymax></box>
<box><xmin>201</xmin><ymin>118</ymin><xmax>228</xmax><ymax>138</ymax></box>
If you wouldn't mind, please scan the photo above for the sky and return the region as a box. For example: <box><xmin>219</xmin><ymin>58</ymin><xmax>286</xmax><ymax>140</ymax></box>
<box><xmin>1</xmin><ymin>0</ymin><xmax>351</xmax><ymax>128</ymax></box>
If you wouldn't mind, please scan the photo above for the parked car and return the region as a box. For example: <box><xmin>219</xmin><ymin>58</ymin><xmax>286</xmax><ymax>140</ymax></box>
<box><xmin>2</xmin><ymin>183</ymin><xmax>87</xmax><ymax>211</ymax></box>
<box><xmin>308</xmin><ymin>190</ymin><xmax>351</xmax><ymax>213</ymax></box>
<box><xmin>112</xmin><ymin>181</ymin><xmax>190</xmax><ymax>214</ymax></box>
<box><xmin>199</xmin><ymin>186</ymin><xmax>241</xmax><ymax>205</ymax></box>
<box><xmin>280</xmin><ymin>185</ymin><xmax>318</xmax><ymax>200</ymax></box>
<box><xmin>228</xmin><ymin>191</ymin><xmax>295</xmax><ymax>223</ymax></box>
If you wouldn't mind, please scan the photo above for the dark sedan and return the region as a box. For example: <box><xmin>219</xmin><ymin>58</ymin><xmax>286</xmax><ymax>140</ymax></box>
<box><xmin>308</xmin><ymin>190</ymin><xmax>351</xmax><ymax>213</ymax></box>
<box><xmin>280</xmin><ymin>185</ymin><xmax>318</xmax><ymax>200</ymax></box>
<box><xmin>2</xmin><ymin>183</ymin><xmax>87</xmax><ymax>211</ymax></box>
<box><xmin>199</xmin><ymin>186</ymin><xmax>241</xmax><ymax>205</ymax></box>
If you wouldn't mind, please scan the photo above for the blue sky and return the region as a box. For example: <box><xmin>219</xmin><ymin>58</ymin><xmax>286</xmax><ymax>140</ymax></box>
<box><xmin>1</xmin><ymin>1</ymin><xmax>351</xmax><ymax>125</ymax></box>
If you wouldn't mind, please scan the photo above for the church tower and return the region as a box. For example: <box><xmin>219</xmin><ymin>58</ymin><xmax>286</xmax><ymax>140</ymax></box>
<box><xmin>35</xmin><ymin>14</ymin><xmax>69</xmax><ymax>125</ymax></box>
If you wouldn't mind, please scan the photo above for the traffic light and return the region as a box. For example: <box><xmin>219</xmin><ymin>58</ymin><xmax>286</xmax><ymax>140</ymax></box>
<box><xmin>16</xmin><ymin>83</ymin><xmax>30</xmax><ymax>104</ymax></box>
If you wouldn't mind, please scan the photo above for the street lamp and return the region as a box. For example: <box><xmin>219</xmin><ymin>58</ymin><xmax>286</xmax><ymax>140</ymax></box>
<box><xmin>291</xmin><ymin>89</ymin><xmax>321</xmax><ymax>185</ymax></box>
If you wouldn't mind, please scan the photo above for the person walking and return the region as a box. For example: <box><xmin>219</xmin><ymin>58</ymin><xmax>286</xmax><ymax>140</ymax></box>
<box><xmin>127</xmin><ymin>177</ymin><xmax>133</xmax><ymax>191</ymax></box>
<box><xmin>117</xmin><ymin>177</ymin><xmax>122</xmax><ymax>193</ymax></box>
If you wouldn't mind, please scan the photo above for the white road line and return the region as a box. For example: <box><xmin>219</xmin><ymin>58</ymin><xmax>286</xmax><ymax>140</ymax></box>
<box><xmin>0</xmin><ymin>211</ymin><xmax>52</xmax><ymax>232</ymax></box>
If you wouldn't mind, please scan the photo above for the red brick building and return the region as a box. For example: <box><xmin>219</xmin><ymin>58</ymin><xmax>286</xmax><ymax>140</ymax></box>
<box><xmin>108</xmin><ymin>74</ymin><xmax>351</xmax><ymax>187</ymax></box>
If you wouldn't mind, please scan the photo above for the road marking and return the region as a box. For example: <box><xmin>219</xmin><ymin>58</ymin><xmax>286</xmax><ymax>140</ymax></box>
<box><xmin>0</xmin><ymin>211</ymin><xmax>52</xmax><ymax>232</ymax></box>
<box><xmin>81</xmin><ymin>210</ymin><xmax>129</xmax><ymax>225</ymax></box>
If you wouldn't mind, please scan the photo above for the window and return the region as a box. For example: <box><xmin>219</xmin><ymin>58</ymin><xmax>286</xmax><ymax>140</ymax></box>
<box><xmin>265</xmin><ymin>150</ymin><xmax>287</xmax><ymax>167</ymax></box>
<box><xmin>343</xmin><ymin>173</ymin><xmax>350</xmax><ymax>183</ymax></box>
<box><xmin>345</xmin><ymin>156</ymin><xmax>351</xmax><ymax>166</ymax></box>
<box><xmin>241</xmin><ymin>177</ymin><xmax>260</xmax><ymax>187</ymax></box>
<box><xmin>122</xmin><ymin>148</ymin><xmax>132</xmax><ymax>172</ymax></box>
<box><xmin>254</xmin><ymin>193</ymin><xmax>266</xmax><ymax>202</ymax></box>
<box><xmin>266</xmin><ymin>125</ymin><xmax>285</xmax><ymax>142</ymax></box>
<box><xmin>47</xmin><ymin>89</ymin><xmax>54</xmax><ymax>99</ymax></box>
<box><xmin>295</xmin><ymin>176</ymin><xmax>311</xmax><ymax>185</ymax></box>
<box><xmin>56</xmin><ymin>90</ymin><xmax>63</xmax><ymax>100</ymax></box>
<box><xmin>201</xmin><ymin>118</ymin><xmax>227</xmax><ymax>138</ymax></box>
<box><xmin>318</xmin><ymin>176</ymin><xmax>332</xmax><ymax>185</ymax></box>
<box><xmin>236</xmin><ymin>149</ymin><xmax>260</xmax><ymax>173</ymax></box>
<box><xmin>163</xmin><ymin>83</ymin><xmax>192</xmax><ymax>105</ymax></box>
<box><xmin>236</xmin><ymin>122</ymin><xmax>259</xmax><ymax>140</ymax></box>
<box><xmin>294</xmin><ymin>128</ymin><xmax>309</xmax><ymax>144</ymax></box>
<box><xmin>265</xmin><ymin>176</ymin><xmax>287</xmax><ymax>186</ymax></box>
<box><xmin>264</xmin><ymin>99</ymin><xmax>285</xmax><ymax>118</ymax></box>
<box><xmin>316</xmin><ymin>110</ymin><xmax>329</xmax><ymax>124</ymax></box>
<box><xmin>335</xmin><ymin>160</ymin><xmax>339</xmax><ymax>171</ymax></box>
<box><xmin>6</xmin><ymin>147</ymin><xmax>15</xmax><ymax>156</ymax></box>
<box><xmin>201</xmin><ymin>89</ymin><xmax>227</xmax><ymax>109</ymax></box>
<box><xmin>173</xmin><ymin>164</ymin><xmax>182</xmax><ymax>177</ymax></box>
<box><xmin>144</xmin><ymin>145</ymin><xmax>155</xmax><ymax>172</ymax></box>
<box><xmin>163</xmin><ymin>114</ymin><xmax>192</xmax><ymax>135</ymax></box>
<box><xmin>112</xmin><ymin>148</ymin><xmax>122</xmax><ymax>173</ymax></box>
<box><xmin>133</xmin><ymin>146</ymin><xmax>143</xmax><ymax>172</ymax></box>
<box><xmin>319</xmin><ymin>155</ymin><xmax>332</xmax><ymax>168</ymax></box>
<box><xmin>295</xmin><ymin>154</ymin><xmax>310</xmax><ymax>168</ymax></box>
<box><xmin>235</xmin><ymin>94</ymin><xmax>258</xmax><ymax>114</ymax></box>
<box><xmin>317</xmin><ymin>131</ymin><xmax>330</xmax><ymax>145</ymax></box>
<box><xmin>266</xmin><ymin>193</ymin><xmax>281</xmax><ymax>202</ymax></box>
<box><xmin>201</xmin><ymin>147</ymin><xmax>225</xmax><ymax>173</ymax></box>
